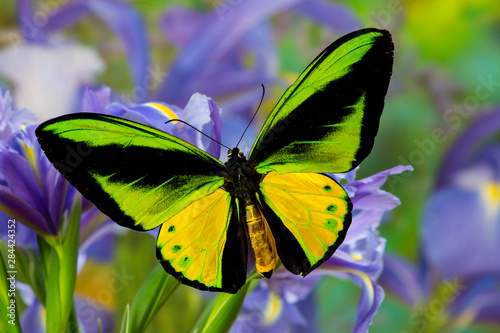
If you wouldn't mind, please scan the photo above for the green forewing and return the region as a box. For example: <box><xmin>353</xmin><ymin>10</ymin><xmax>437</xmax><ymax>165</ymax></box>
<box><xmin>249</xmin><ymin>28</ymin><xmax>394</xmax><ymax>175</ymax></box>
<box><xmin>36</xmin><ymin>113</ymin><xmax>225</xmax><ymax>231</ymax></box>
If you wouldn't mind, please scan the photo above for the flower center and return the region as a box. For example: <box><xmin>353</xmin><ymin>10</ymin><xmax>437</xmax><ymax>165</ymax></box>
<box><xmin>262</xmin><ymin>290</ymin><xmax>283</xmax><ymax>326</ymax></box>
<box><xmin>481</xmin><ymin>181</ymin><xmax>500</xmax><ymax>228</ymax></box>
<box><xmin>143</xmin><ymin>102</ymin><xmax>179</xmax><ymax>122</ymax></box>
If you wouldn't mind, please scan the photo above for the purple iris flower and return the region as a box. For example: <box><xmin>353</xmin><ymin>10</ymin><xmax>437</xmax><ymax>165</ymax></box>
<box><xmin>80</xmin><ymin>86</ymin><xmax>223</xmax><ymax>158</ymax></box>
<box><xmin>233</xmin><ymin>165</ymin><xmax>412</xmax><ymax>333</ymax></box>
<box><xmin>0</xmin><ymin>90</ymin><xmax>37</xmax><ymax>143</ymax></box>
<box><xmin>380</xmin><ymin>108</ymin><xmax>500</xmax><ymax>331</ymax></box>
<box><xmin>157</xmin><ymin>0</ymin><xmax>360</xmax><ymax>116</ymax></box>
<box><xmin>0</xmin><ymin>127</ymin><xmax>73</xmax><ymax>236</ymax></box>
<box><xmin>18</xmin><ymin>287</ymin><xmax>114</xmax><ymax>333</ymax></box>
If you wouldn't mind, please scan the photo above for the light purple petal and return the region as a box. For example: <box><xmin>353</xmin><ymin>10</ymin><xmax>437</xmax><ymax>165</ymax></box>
<box><xmin>0</xmin><ymin>182</ymin><xmax>54</xmax><ymax>236</ymax></box>
<box><xmin>341</xmin><ymin>165</ymin><xmax>413</xmax><ymax>242</ymax></box>
<box><xmin>106</xmin><ymin>102</ymin><xmax>175</xmax><ymax>130</ymax></box>
<box><xmin>354</xmin><ymin>190</ymin><xmax>402</xmax><ymax>211</ymax></box>
<box><xmin>473</xmin><ymin>291</ymin><xmax>500</xmax><ymax>323</ymax></box>
<box><xmin>160</xmin><ymin>7</ymin><xmax>208</xmax><ymax>48</ymax></box>
<box><xmin>293</xmin><ymin>292</ymin><xmax>317</xmax><ymax>332</ymax></box>
<box><xmin>0</xmin><ymin>210</ymin><xmax>38</xmax><ymax>248</ymax></box>
<box><xmin>446</xmin><ymin>276</ymin><xmax>496</xmax><ymax>318</ymax></box>
<box><xmin>422</xmin><ymin>184</ymin><xmax>500</xmax><ymax>279</ymax></box>
<box><xmin>20</xmin><ymin>298</ymin><xmax>45</xmax><ymax>333</ymax></box>
<box><xmin>0</xmin><ymin>90</ymin><xmax>37</xmax><ymax>143</ymax></box>
<box><xmin>436</xmin><ymin>107</ymin><xmax>500</xmax><ymax>188</ymax></box>
<box><xmin>79</xmin><ymin>87</ymin><xmax>111</xmax><ymax>113</ymax></box>
<box><xmin>0</xmin><ymin>148</ymin><xmax>51</xmax><ymax>223</ymax></box>
<box><xmin>76</xmin><ymin>297</ymin><xmax>115</xmax><ymax>333</ymax></box>
<box><xmin>270</xmin><ymin>270</ymin><xmax>321</xmax><ymax>304</ymax></box>
<box><xmin>42</xmin><ymin>2</ymin><xmax>91</xmax><ymax>31</ymax></box>
<box><xmin>378</xmin><ymin>254</ymin><xmax>424</xmax><ymax>306</ymax></box>
<box><xmin>348</xmin><ymin>165</ymin><xmax>414</xmax><ymax>203</ymax></box>
<box><xmin>344</xmin><ymin>210</ymin><xmax>387</xmax><ymax>244</ymax></box>
<box><xmin>162</xmin><ymin>15</ymin><xmax>278</xmax><ymax>112</ymax></box>
<box><xmin>293</xmin><ymin>0</ymin><xmax>361</xmax><ymax>33</ymax></box>
<box><xmin>232</xmin><ymin>278</ymin><xmax>316</xmax><ymax>332</ymax></box>
<box><xmin>321</xmin><ymin>255</ymin><xmax>385</xmax><ymax>333</ymax></box>
<box><xmin>207</xmin><ymin>97</ymin><xmax>222</xmax><ymax>159</ymax></box>
<box><xmin>185</xmin><ymin>22</ymin><xmax>278</xmax><ymax>105</ymax></box>
<box><xmin>45</xmin><ymin>168</ymin><xmax>69</xmax><ymax>231</ymax></box>
<box><xmin>42</xmin><ymin>0</ymin><xmax>149</xmax><ymax>99</ymax></box>
<box><xmin>85</xmin><ymin>0</ymin><xmax>149</xmax><ymax>98</ymax></box>
<box><xmin>16</xmin><ymin>0</ymin><xmax>47</xmax><ymax>43</ymax></box>
<box><xmin>157</xmin><ymin>0</ymin><xmax>303</xmax><ymax>105</ymax></box>
<box><xmin>332</xmin><ymin>167</ymin><xmax>359</xmax><ymax>185</ymax></box>
<box><xmin>318</xmin><ymin>230</ymin><xmax>386</xmax><ymax>332</ymax></box>
<box><xmin>282</xmin><ymin>301</ymin><xmax>307</xmax><ymax>326</ymax></box>
<box><xmin>179</xmin><ymin>93</ymin><xmax>216</xmax><ymax>150</ymax></box>
<box><xmin>79</xmin><ymin>217</ymin><xmax>121</xmax><ymax>262</ymax></box>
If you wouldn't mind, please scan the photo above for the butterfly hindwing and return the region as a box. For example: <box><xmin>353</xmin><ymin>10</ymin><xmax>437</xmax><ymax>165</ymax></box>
<box><xmin>258</xmin><ymin>172</ymin><xmax>352</xmax><ymax>276</ymax></box>
<box><xmin>157</xmin><ymin>189</ymin><xmax>247</xmax><ymax>293</ymax></box>
<box><xmin>249</xmin><ymin>28</ymin><xmax>393</xmax><ymax>174</ymax></box>
<box><xmin>36</xmin><ymin>113</ymin><xmax>225</xmax><ymax>231</ymax></box>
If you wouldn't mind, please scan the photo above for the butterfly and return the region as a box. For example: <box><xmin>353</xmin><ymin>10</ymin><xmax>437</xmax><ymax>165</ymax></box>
<box><xmin>36</xmin><ymin>28</ymin><xmax>393</xmax><ymax>294</ymax></box>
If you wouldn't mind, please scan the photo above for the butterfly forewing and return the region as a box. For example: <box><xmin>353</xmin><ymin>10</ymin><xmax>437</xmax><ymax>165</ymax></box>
<box><xmin>249</xmin><ymin>28</ymin><xmax>394</xmax><ymax>175</ymax></box>
<box><xmin>36</xmin><ymin>113</ymin><xmax>226</xmax><ymax>231</ymax></box>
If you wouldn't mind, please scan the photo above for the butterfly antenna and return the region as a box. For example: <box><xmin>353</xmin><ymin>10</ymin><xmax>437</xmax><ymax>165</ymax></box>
<box><xmin>165</xmin><ymin>119</ymin><xmax>231</xmax><ymax>150</ymax></box>
<box><xmin>236</xmin><ymin>84</ymin><xmax>266</xmax><ymax>148</ymax></box>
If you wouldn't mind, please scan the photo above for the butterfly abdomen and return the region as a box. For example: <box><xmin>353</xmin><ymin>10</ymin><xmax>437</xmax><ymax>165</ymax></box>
<box><xmin>245</xmin><ymin>202</ymin><xmax>277</xmax><ymax>278</ymax></box>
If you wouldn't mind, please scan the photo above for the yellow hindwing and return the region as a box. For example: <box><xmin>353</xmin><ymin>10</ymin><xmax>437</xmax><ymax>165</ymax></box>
<box><xmin>157</xmin><ymin>188</ymin><xmax>232</xmax><ymax>289</ymax></box>
<box><xmin>260</xmin><ymin>171</ymin><xmax>351</xmax><ymax>269</ymax></box>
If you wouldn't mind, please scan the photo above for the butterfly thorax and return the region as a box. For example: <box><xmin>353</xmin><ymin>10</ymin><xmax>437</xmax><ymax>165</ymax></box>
<box><xmin>223</xmin><ymin>148</ymin><xmax>259</xmax><ymax>201</ymax></box>
<box><xmin>223</xmin><ymin>148</ymin><xmax>278</xmax><ymax>278</ymax></box>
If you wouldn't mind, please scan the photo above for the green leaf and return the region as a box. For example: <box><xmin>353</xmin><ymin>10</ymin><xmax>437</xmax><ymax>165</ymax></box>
<box><xmin>14</xmin><ymin>248</ymin><xmax>46</xmax><ymax>306</ymax></box>
<box><xmin>121</xmin><ymin>264</ymin><xmax>179</xmax><ymax>333</ymax></box>
<box><xmin>42</xmin><ymin>197</ymin><xmax>82</xmax><ymax>333</ymax></box>
<box><xmin>121</xmin><ymin>304</ymin><xmax>130</xmax><ymax>333</ymax></box>
<box><xmin>45</xmin><ymin>243</ymin><xmax>62</xmax><ymax>333</ymax></box>
<box><xmin>60</xmin><ymin>197</ymin><xmax>81</xmax><ymax>329</ymax></box>
<box><xmin>37</xmin><ymin>235</ymin><xmax>53</xmax><ymax>284</ymax></box>
<box><xmin>193</xmin><ymin>275</ymin><xmax>259</xmax><ymax>333</ymax></box>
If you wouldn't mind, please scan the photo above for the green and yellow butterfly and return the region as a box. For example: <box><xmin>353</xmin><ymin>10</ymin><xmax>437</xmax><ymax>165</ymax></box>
<box><xmin>36</xmin><ymin>28</ymin><xmax>393</xmax><ymax>294</ymax></box>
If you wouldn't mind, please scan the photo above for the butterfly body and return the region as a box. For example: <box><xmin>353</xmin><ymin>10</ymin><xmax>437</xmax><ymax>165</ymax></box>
<box><xmin>244</xmin><ymin>201</ymin><xmax>277</xmax><ymax>278</ymax></box>
<box><xmin>36</xmin><ymin>28</ymin><xmax>394</xmax><ymax>293</ymax></box>
<box><xmin>222</xmin><ymin>147</ymin><xmax>278</xmax><ymax>277</ymax></box>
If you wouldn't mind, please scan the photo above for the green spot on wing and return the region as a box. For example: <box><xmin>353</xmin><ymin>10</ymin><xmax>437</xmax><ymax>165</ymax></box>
<box><xmin>167</xmin><ymin>225</ymin><xmax>176</xmax><ymax>233</ymax></box>
<box><xmin>323</xmin><ymin>185</ymin><xmax>332</xmax><ymax>193</ymax></box>
<box><xmin>171</xmin><ymin>245</ymin><xmax>182</xmax><ymax>253</ymax></box>
<box><xmin>326</xmin><ymin>204</ymin><xmax>337</xmax><ymax>213</ymax></box>
<box><xmin>178</xmin><ymin>255</ymin><xmax>191</xmax><ymax>268</ymax></box>
<box><xmin>324</xmin><ymin>218</ymin><xmax>339</xmax><ymax>232</ymax></box>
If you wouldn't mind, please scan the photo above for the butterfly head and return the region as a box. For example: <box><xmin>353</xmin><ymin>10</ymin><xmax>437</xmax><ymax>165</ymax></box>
<box><xmin>227</xmin><ymin>148</ymin><xmax>246</xmax><ymax>161</ymax></box>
